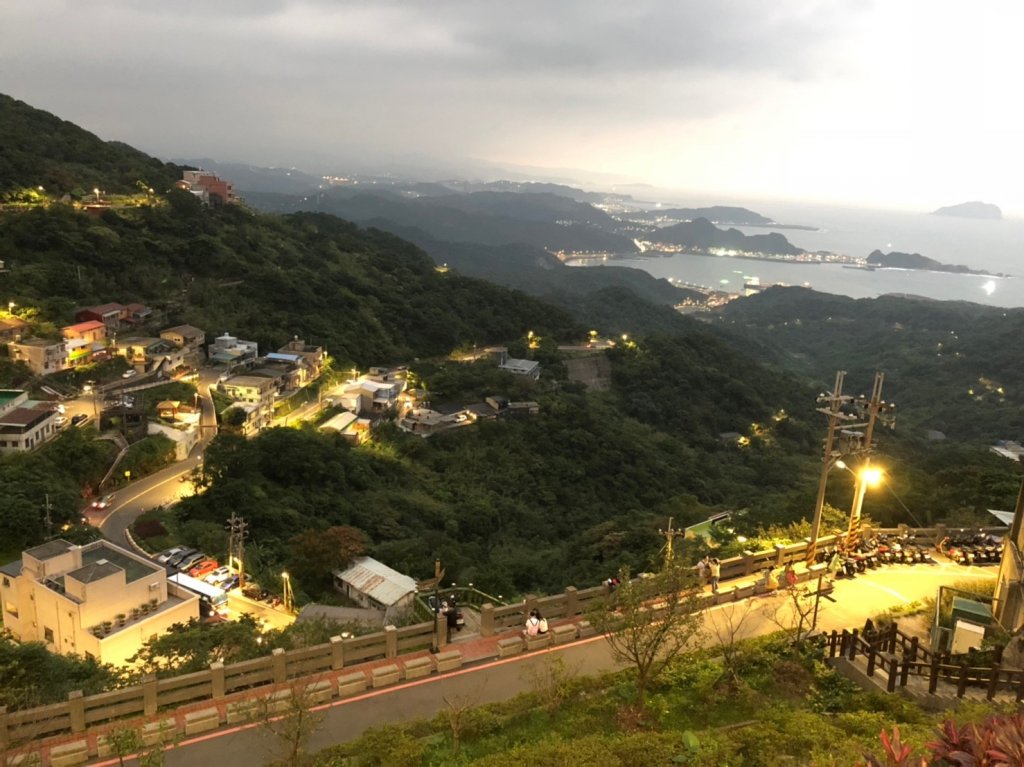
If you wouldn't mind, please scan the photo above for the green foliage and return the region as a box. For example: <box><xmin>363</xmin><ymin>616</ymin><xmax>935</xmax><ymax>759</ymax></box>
<box><xmin>0</xmin><ymin>94</ymin><xmax>182</xmax><ymax>195</ymax></box>
<box><xmin>0</xmin><ymin>427</ymin><xmax>116</xmax><ymax>552</ymax></box>
<box><xmin>118</xmin><ymin>434</ymin><xmax>176</xmax><ymax>480</ymax></box>
<box><xmin>127</xmin><ymin>615</ymin><xmax>266</xmax><ymax>677</ymax></box>
<box><xmin>0</xmin><ymin>633</ymin><xmax>123</xmax><ymax>710</ymax></box>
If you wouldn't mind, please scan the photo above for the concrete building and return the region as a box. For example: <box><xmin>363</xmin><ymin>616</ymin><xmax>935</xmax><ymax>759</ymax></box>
<box><xmin>112</xmin><ymin>336</ymin><xmax>187</xmax><ymax>374</ymax></box>
<box><xmin>160</xmin><ymin>324</ymin><xmax>206</xmax><ymax>352</ymax></box>
<box><xmin>0</xmin><ymin>390</ymin><xmax>60</xmax><ymax>453</ymax></box>
<box><xmin>318</xmin><ymin>410</ymin><xmax>370</xmax><ymax>444</ymax></box>
<box><xmin>218</xmin><ymin>375</ymin><xmax>277</xmax><ymax>433</ymax></box>
<box><xmin>332</xmin><ymin>556</ymin><xmax>416</xmax><ymax>611</ymax></box>
<box><xmin>7</xmin><ymin>338</ymin><xmax>69</xmax><ymax>376</ymax></box>
<box><xmin>277</xmin><ymin>337</ymin><xmax>326</xmax><ymax>381</ymax></box>
<box><xmin>209</xmin><ymin>333</ymin><xmax>258</xmax><ymax>365</ymax></box>
<box><xmin>0</xmin><ymin>316</ymin><xmax>28</xmax><ymax>343</ymax></box>
<box><xmin>499</xmin><ymin>357</ymin><xmax>541</xmax><ymax>380</ymax></box>
<box><xmin>0</xmin><ymin>539</ymin><xmax>199</xmax><ymax>666</ymax></box>
<box><xmin>994</xmin><ymin>487</ymin><xmax>1024</xmax><ymax>635</ymax></box>
<box><xmin>62</xmin><ymin>320</ymin><xmax>107</xmax><ymax>344</ymax></box>
<box><xmin>178</xmin><ymin>170</ymin><xmax>236</xmax><ymax>205</ymax></box>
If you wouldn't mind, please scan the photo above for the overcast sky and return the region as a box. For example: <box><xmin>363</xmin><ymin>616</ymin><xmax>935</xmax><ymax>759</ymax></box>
<box><xmin>2</xmin><ymin>1</ymin><xmax>1022</xmax><ymax>212</ymax></box>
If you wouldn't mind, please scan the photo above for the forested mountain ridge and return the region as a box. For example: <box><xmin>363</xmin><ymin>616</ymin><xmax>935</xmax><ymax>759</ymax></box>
<box><xmin>716</xmin><ymin>286</ymin><xmax>1024</xmax><ymax>440</ymax></box>
<box><xmin>0</xmin><ymin>199</ymin><xmax>578</xmax><ymax>364</ymax></box>
<box><xmin>0</xmin><ymin>93</ymin><xmax>181</xmax><ymax>196</ymax></box>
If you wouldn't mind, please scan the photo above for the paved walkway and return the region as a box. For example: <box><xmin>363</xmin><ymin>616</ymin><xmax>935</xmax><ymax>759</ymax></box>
<box><xmin>79</xmin><ymin>557</ymin><xmax>996</xmax><ymax>767</ymax></box>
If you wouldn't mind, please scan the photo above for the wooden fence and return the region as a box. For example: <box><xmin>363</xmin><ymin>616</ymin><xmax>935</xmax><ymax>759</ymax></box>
<box><xmin>822</xmin><ymin>623</ymin><xmax>1024</xmax><ymax>701</ymax></box>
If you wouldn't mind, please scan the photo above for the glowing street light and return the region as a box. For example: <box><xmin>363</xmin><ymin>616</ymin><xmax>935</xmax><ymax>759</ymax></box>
<box><xmin>844</xmin><ymin>461</ymin><xmax>883</xmax><ymax>550</ymax></box>
<box><xmin>93</xmin><ymin>188</ymin><xmax>100</xmax><ymax>202</ymax></box>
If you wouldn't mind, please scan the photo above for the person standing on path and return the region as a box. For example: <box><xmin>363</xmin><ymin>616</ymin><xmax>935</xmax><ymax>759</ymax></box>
<box><xmin>709</xmin><ymin>558</ymin><xmax>721</xmax><ymax>593</ymax></box>
<box><xmin>697</xmin><ymin>556</ymin><xmax>709</xmax><ymax>588</ymax></box>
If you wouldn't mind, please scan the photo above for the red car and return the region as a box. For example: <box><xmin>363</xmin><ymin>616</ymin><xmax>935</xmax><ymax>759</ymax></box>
<box><xmin>189</xmin><ymin>559</ymin><xmax>218</xmax><ymax>579</ymax></box>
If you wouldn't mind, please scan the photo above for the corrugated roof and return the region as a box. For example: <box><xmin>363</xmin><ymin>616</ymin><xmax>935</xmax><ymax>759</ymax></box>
<box><xmin>0</xmin><ymin>559</ymin><xmax>22</xmax><ymax>577</ymax></box>
<box><xmin>320</xmin><ymin>411</ymin><xmax>358</xmax><ymax>433</ymax></box>
<box><xmin>335</xmin><ymin>556</ymin><xmax>416</xmax><ymax>607</ymax></box>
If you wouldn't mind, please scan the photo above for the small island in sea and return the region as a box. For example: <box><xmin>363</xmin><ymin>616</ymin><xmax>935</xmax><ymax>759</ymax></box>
<box><xmin>866</xmin><ymin>249</ymin><xmax>1006</xmax><ymax>277</ymax></box>
<box><xmin>931</xmin><ymin>201</ymin><xmax>1002</xmax><ymax>220</ymax></box>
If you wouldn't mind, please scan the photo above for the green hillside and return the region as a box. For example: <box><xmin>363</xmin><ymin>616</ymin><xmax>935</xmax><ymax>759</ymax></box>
<box><xmin>0</xmin><ymin>94</ymin><xmax>181</xmax><ymax>196</ymax></box>
<box><xmin>0</xmin><ymin>199</ymin><xmax>578</xmax><ymax>365</ymax></box>
<box><xmin>716</xmin><ymin>286</ymin><xmax>1024</xmax><ymax>440</ymax></box>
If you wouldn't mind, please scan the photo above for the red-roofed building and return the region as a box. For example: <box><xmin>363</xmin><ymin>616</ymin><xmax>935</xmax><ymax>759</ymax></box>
<box><xmin>62</xmin><ymin>320</ymin><xmax>107</xmax><ymax>343</ymax></box>
<box><xmin>75</xmin><ymin>303</ymin><xmax>126</xmax><ymax>329</ymax></box>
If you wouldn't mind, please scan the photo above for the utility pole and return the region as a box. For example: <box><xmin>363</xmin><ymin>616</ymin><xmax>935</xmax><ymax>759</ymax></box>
<box><xmin>806</xmin><ymin>371</ymin><xmax>896</xmax><ymax>565</ymax></box>
<box><xmin>806</xmin><ymin>371</ymin><xmax>849</xmax><ymax>565</ymax></box>
<box><xmin>44</xmin><ymin>494</ymin><xmax>52</xmax><ymax>539</ymax></box>
<box><xmin>226</xmin><ymin>512</ymin><xmax>249</xmax><ymax>590</ymax></box>
<box><xmin>658</xmin><ymin>517</ymin><xmax>684</xmax><ymax>569</ymax></box>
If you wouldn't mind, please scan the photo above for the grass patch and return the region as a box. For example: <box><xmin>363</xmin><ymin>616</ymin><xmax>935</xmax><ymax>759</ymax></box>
<box><xmin>308</xmin><ymin>633</ymin><xmax>1000</xmax><ymax>767</ymax></box>
<box><xmin>923</xmin><ymin>577</ymin><xmax>997</xmax><ymax>628</ymax></box>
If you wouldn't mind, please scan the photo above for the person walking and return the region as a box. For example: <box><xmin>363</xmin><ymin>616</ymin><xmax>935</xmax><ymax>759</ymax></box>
<box><xmin>709</xmin><ymin>558</ymin><xmax>721</xmax><ymax>593</ymax></box>
<box><xmin>697</xmin><ymin>556</ymin><xmax>709</xmax><ymax>588</ymax></box>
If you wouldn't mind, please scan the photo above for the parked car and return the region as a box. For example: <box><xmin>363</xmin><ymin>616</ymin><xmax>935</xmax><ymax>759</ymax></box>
<box><xmin>189</xmin><ymin>559</ymin><xmax>219</xmax><ymax>579</ymax></box>
<box><xmin>177</xmin><ymin>552</ymin><xmax>207</xmax><ymax>572</ymax></box>
<box><xmin>222</xmin><ymin>575</ymin><xmax>240</xmax><ymax>591</ymax></box>
<box><xmin>71</xmin><ymin>413</ymin><xmax>88</xmax><ymax>426</ymax></box>
<box><xmin>121</xmin><ymin>369</ymin><xmax>137</xmax><ymax>379</ymax></box>
<box><xmin>90</xmin><ymin>493</ymin><xmax>115</xmax><ymax>510</ymax></box>
<box><xmin>54</xmin><ymin>416</ymin><xmax>68</xmax><ymax>427</ymax></box>
<box><xmin>166</xmin><ymin>548</ymin><xmax>199</xmax><ymax>568</ymax></box>
<box><xmin>205</xmin><ymin>566</ymin><xmax>234</xmax><ymax>586</ymax></box>
<box><xmin>156</xmin><ymin>546</ymin><xmax>187</xmax><ymax>564</ymax></box>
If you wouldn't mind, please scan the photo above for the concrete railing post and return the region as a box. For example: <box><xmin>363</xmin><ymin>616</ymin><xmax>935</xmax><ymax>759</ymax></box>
<box><xmin>68</xmin><ymin>691</ymin><xmax>86</xmax><ymax>733</ymax></box>
<box><xmin>272</xmin><ymin>648</ymin><xmax>287</xmax><ymax>685</ymax></box>
<box><xmin>742</xmin><ymin>551</ymin><xmax>756</xmax><ymax>576</ymax></box>
<box><xmin>564</xmin><ymin>586</ymin><xmax>578</xmax><ymax>618</ymax></box>
<box><xmin>0</xmin><ymin>705</ymin><xmax>8</xmax><ymax>751</ymax></box>
<box><xmin>210</xmin><ymin>661</ymin><xmax>225</xmax><ymax>699</ymax></box>
<box><xmin>143</xmin><ymin>673</ymin><xmax>158</xmax><ymax>716</ymax></box>
<box><xmin>330</xmin><ymin>635</ymin><xmax>345</xmax><ymax>669</ymax></box>
<box><xmin>774</xmin><ymin>544</ymin><xmax>786</xmax><ymax>567</ymax></box>
<box><xmin>385</xmin><ymin>625</ymin><xmax>398</xmax><ymax>659</ymax></box>
<box><xmin>435</xmin><ymin>612</ymin><xmax>449</xmax><ymax>649</ymax></box>
<box><xmin>480</xmin><ymin>604</ymin><xmax>495</xmax><ymax>637</ymax></box>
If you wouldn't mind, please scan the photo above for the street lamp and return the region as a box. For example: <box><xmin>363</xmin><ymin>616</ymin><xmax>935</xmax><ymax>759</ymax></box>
<box><xmin>281</xmin><ymin>571</ymin><xmax>294</xmax><ymax>613</ymax></box>
<box><xmin>93</xmin><ymin>188</ymin><xmax>100</xmax><ymax>202</ymax></box>
<box><xmin>839</xmin><ymin>461</ymin><xmax>883</xmax><ymax>551</ymax></box>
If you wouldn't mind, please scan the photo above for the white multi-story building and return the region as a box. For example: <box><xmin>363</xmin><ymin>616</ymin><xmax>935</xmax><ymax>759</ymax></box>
<box><xmin>0</xmin><ymin>539</ymin><xmax>199</xmax><ymax>666</ymax></box>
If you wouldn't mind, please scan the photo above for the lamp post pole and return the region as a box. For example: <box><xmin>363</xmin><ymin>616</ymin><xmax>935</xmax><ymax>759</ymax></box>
<box><xmin>807</xmin><ymin>371</ymin><xmax>847</xmax><ymax>565</ymax></box>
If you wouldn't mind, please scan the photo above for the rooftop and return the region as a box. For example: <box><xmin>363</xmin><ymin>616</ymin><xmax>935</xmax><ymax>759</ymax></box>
<box><xmin>80</xmin><ymin>302</ymin><xmax>125</xmax><ymax>315</ymax></box>
<box><xmin>335</xmin><ymin>556</ymin><xmax>416</xmax><ymax>607</ymax></box>
<box><xmin>81</xmin><ymin>541</ymin><xmax>160</xmax><ymax>583</ymax></box>
<box><xmin>0</xmin><ymin>559</ymin><xmax>22</xmax><ymax>578</ymax></box>
<box><xmin>25</xmin><ymin>539</ymin><xmax>76</xmax><ymax>561</ymax></box>
<box><xmin>66</xmin><ymin>560</ymin><xmax>122</xmax><ymax>583</ymax></box>
<box><xmin>0</xmin><ymin>389</ymin><xmax>23</xmax><ymax>409</ymax></box>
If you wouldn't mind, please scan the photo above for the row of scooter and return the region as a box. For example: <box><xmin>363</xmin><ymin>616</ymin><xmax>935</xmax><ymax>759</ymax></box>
<box><xmin>937</xmin><ymin>533</ymin><xmax>1003</xmax><ymax>565</ymax></box>
<box><xmin>816</xmin><ymin>534</ymin><xmax>933</xmax><ymax>578</ymax></box>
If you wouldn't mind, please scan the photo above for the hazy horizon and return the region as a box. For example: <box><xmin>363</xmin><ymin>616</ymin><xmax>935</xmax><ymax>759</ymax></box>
<box><xmin>3</xmin><ymin>1</ymin><xmax>1022</xmax><ymax>215</ymax></box>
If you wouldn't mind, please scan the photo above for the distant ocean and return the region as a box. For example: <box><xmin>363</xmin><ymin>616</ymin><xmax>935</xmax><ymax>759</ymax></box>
<box><xmin>584</xmin><ymin>202</ymin><xmax>1024</xmax><ymax>308</ymax></box>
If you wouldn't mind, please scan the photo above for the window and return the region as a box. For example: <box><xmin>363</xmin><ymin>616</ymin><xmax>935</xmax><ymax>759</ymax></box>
<box><xmin>3</xmin><ymin>601</ymin><xmax>17</xmax><ymax>618</ymax></box>
<box><xmin>2</xmin><ymin>576</ymin><xmax>9</xmax><ymax>587</ymax></box>
<box><xmin>43</xmin><ymin>627</ymin><xmax>54</xmax><ymax>643</ymax></box>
